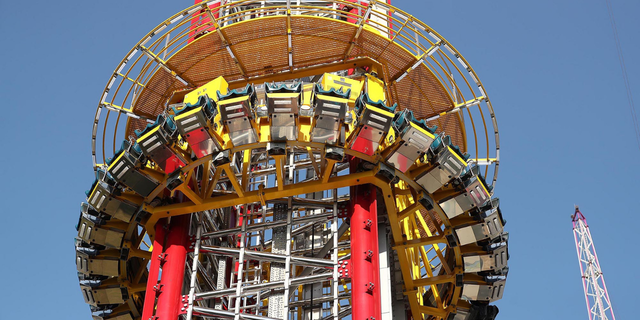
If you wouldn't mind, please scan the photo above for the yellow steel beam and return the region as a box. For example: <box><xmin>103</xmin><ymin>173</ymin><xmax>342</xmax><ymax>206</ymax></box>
<box><xmin>419</xmin><ymin>305</ymin><xmax>450</xmax><ymax>319</ymax></box>
<box><xmin>343</xmin><ymin>1</ymin><xmax>375</xmax><ymax>59</ymax></box>
<box><xmin>397</xmin><ymin>200</ymin><xmax>421</xmax><ymax>221</ymax></box>
<box><xmin>200</xmin><ymin>160</ymin><xmax>212</xmax><ymax>199</ymax></box>
<box><xmin>413</xmin><ymin>274</ymin><xmax>455</xmax><ymax>287</ymax></box>
<box><xmin>374</xmin><ymin>183</ymin><xmax>424</xmax><ymax>320</ymax></box>
<box><xmin>306</xmin><ymin>147</ymin><xmax>321</xmax><ymax>178</ymax></box>
<box><xmin>418</xmin><ymin>245</ymin><xmax>443</xmax><ymax>308</ymax></box>
<box><xmin>176</xmin><ymin>182</ymin><xmax>203</xmax><ymax>206</ymax></box>
<box><xmin>145</xmin><ymin>170</ymin><xmax>379</xmax><ymax>236</ymax></box>
<box><xmin>240</xmin><ymin>149</ymin><xmax>251</xmax><ymax>193</ymax></box>
<box><xmin>128</xmin><ymin>248</ymin><xmax>152</xmax><ymax>260</ymax></box>
<box><xmin>204</xmin><ymin>5</ymin><xmax>247</xmax><ymax>77</ymax></box>
<box><xmin>227</xmin><ymin>57</ymin><xmax>384</xmax><ymax>90</ymax></box>
<box><xmin>322</xmin><ymin>159</ymin><xmax>337</xmax><ymax>184</ymax></box>
<box><xmin>220</xmin><ymin>163</ymin><xmax>244</xmax><ymax>198</ymax></box>
<box><xmin>274</xmin><ymin>155</ymin><xmax>286</xmax><ymax>191</ymax></box>
<box><xmin>394</xmin><ymin>235</ymin><xmax>445</xmax><ymax>250</ymax></box>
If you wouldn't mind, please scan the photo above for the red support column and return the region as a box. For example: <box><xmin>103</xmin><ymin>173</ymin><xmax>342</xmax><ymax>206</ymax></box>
<box><xmin>350</xmin><ymin>158</ymin><xmax>382</xmax><ymax>320</ymax></box>
<box><xmin>154</xmin><ymin>215</ymin><xmax>190</xmax><ymax>320</ymax></box>
<box><xmin>141</xmin><ymin>220</ymin><xmax>166</xmax><ymax>320</ymax></box>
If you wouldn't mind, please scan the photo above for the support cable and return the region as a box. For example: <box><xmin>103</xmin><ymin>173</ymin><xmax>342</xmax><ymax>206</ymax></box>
<box><xmin>605</xmin><ymin>0</ymin><xmax>640</xmax><ymax>151</ymax></box>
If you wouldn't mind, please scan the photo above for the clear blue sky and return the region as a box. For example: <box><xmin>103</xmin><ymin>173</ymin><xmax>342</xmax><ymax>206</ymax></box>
<box><xmin>0</xmin><ymin>0</ymin><xmax>638</xmax><ymax>319</ymax></box>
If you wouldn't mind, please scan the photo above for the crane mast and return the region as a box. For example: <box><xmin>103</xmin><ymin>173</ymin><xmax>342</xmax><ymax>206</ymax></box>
<box><xmin>572</xmin><ymin>206</ymin><xmax>616</xmax><ymax>320</ymax></box>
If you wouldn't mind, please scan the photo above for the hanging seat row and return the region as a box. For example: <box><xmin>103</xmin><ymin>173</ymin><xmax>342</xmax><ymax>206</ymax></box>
<box><xmin>75</xmin><ymin>74</ymin><xmax>507</xmax><ymax>320</ymax></box>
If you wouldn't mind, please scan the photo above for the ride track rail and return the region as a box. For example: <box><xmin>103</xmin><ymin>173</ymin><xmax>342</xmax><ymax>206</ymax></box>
<box><xmin>76</xmin><ymin>1</ymin><xmax>509</xmax><ymax>320</ymax></box>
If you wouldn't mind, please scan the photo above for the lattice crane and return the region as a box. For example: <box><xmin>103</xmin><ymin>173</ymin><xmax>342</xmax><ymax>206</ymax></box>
<box><xmin>572</xmin><ymin>206</ymin><xmax>616</xmax><ymax>320</ymax></box>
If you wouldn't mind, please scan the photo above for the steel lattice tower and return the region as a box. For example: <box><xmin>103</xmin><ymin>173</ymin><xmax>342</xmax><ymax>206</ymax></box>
<box><xmin>572</xmin><ymin>206</ymin><xmax>616</xmax><ymax>320</ymax></box>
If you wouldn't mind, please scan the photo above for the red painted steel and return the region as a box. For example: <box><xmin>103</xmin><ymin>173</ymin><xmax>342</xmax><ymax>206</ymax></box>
<box><xmin>190</xmin><ymin>0</ymin><xmax>221</xmax><ymax>42</ymax></box>
<box><xmin>141</xmin><ymin>220</ymin><xmax>166</xmax><ymax>320</ymax></box>
<box><xmin>349</xmin><ymin>157</ymin><xmax>382</xmax><ymax>320</ymax></box>
<box><xmin>183</xmin><ymin>128</ymin><xmax>215</xmax><ymax>158</ymax></box>
<box><xmin>154</xmin><ymin>215</ymin><xmax>190</xmax><ymax>320</ymax></box>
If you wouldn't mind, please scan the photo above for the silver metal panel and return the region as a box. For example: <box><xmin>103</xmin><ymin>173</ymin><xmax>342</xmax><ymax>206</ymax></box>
<box><xmin>271</xmin><ymin>126</ymin><xmax>297</xmax><ymax>141</ymax></box>
<box><xmin>440</xmin><ymin>197</ymin><xmax>465</xmax><ymax>219</ymax></box>
<box><xmin>77</xmin><ymin>253</ymin><xmax>119</xmax><ymax>277</ymax></box>
<box><xmin>386</xmin><ymin>151</ymin><xmax>413</xmax><ymax>173</ymax></box>
<box><xmin>122</xmin><ymin>169</ymin><xmax>159</xmax><ymax>197</ymax></box>
<box><xmin>403</xmin><ymin>126</ymin><xmax>434</xmax><ymax>151</ymax></box>
<box><xmin>395</xmin><ymin>142</ymin><xmax>423</xmax><ymax>160</ymax></box>
<box><xmin>226</xmin><ymin>117</ymin><xmax>253</xmax><ymax>131</ymax></box>
<box><xmin>315</xmin><ymin>116</ymin><xmax>341</xmax><ymax>130</ymax></box>
<box><xmin>215</xmin><ymin>255</ymin><xmax>227</xmax><ymax>310</ymax></box>
<box><xmin>267</xmin><ymin>96</ymin><xmax>299</xmax><ymax>114</ymax></box>
<box><xmin>463</xmin><ymin>245</ymin><xmax>508</xmax><ymax>273</ymax></box>
<box><xmin>311</xmin><ymin>128</ymin><xmax>340</xmax><ymax>144</ymax></box>
<box><xmin>220</xmin><ymin>99</ymin><xmax>251</xmax><ymax>121</ymax></box>
<box><xmin>439</xmin><ymin>150</ymin><xmax>465</xmax><ymax>178</ymax></box>
<box><xmin>463</xmin><ymin>255</ymin><xmax>484</xmax><ymax>273</ymax></box>
<box><xmin>176</xmin><ymin>111</ymin><xmax>208</xmax><ymax>136</ymax></box>
<box><xmin>271</xmin><ymin>113</ymin><xmax>296</xmax><ymax>127</ymax></box>
<box><xmin>103</xmin><ymin>198</ymin><xmax>137</xmax><ymax>223</ymax></box>
<box><xmin>482</xmin><ymin>211</ymin><xmax>504</xmax><ymax>240</ymax></box>
<box><xmin>450</xmin><ymin>310</ymin><xmax>470</xmax><ymax>320</ymax></box>
<box><xmin>454</xmin><ymin>225</ymin><xmax>483</xmax><ymax>246</ymax></box>
<box><xmin>192</xmin><ymin>138</ymin><xmax>219</xmax><ymax>157</ymax></box>
<box><xmin>92</xmin><ymin>287</ymin><xmax>125</xmax><ymax>305</ymax></box>
<box><xmin>461</xmin><ymin>284</ymin><xmax>485</xmax><ymax>301</ymax></box>
<box><xmin>466</xmin><ymin>179</ymin><xmax>490</xmax><ymax>207</ymax></box>
<box><xmin>80</xmin><ymin>286</ymin><xmax>95</xmax><ymax>305</ymax></box>
<box><xmin>230</xmin><ymin>128</ymin><xmax>258</xmax><ymax>146</ymax></box>
<box><xmin>357</xmin><ymin>125</ymin><xmax>385</xmax><ymax>143</ymax></box>
<box><xmin>462</xmin><ymin>281</ymin><xmax>505</xmax><ymax>302</ymax></box>
<box><xmin>455</xmin><ymin>226</ymin><xmax>476</xmax><ymax>246</ymax></box>
<box><xmin>440</xmin><ymin>193</ymin><xmax>474</xmax><ymax>219</ymax></box>
<box><xmin>416</xmin><ymin>168</ymin><xmax>448</xmax><ymax>193</ymax></box>
<box><xmin>361</xmin><ymin>108</ymin><xmax>392</xmax><ymax>132</ymax></box>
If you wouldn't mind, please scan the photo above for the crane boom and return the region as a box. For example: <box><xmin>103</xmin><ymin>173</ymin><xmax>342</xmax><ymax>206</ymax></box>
<box><xmin>572</xmin><ymin>206</ymin><xmax>616</xmax><ymax>320</ymax></box>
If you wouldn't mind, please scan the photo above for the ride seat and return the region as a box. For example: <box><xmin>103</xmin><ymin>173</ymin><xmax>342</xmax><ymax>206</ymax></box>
<box><xmin>463</xmin><ymin>244</ymin><xmax>508</xmax><ymax>274</ymax></box>
<box><xmin>454</xmin><ymin>209</ymin><xmax>505</xmax><ymax>246</ymax></box>
<box><xmin>217</xmin><ymin>84</ymin><xmax>259</xmax><ymax>146</ymax></box>
<box><xmin>440</xmin><ymin>167</ymin><xmax>493</xmax><ymax>219</ymax></box>
<box><xmin>135</xmin><ymin>114</ymin><xmax>186</xmax><ymax>174</ymax></box>
<box><xmin>416</xmin><ymin>136</ymin><xmax>468</xmax><ymax>193</ymax></box>
<box><xmin>108</xmin><ymin>141</ymin><xmax>160</xmax><ymax>197</ymax></box>
<box><xmin>173</xmin><ymin>94</ymin><xmax>221</xmax><ymax>158</ymax></box>
<box><xmin>265</xmin><ymin>82</ymin><xmax>302</xmax><ymax>141</ymax></box>
<box><xmin>460</xmin><ymin>280</ymin><xmax>505</xmax><ymax>302</ymax></box>
<box><xmin>349</xmin><ymin>93</ymin><xmax>396</xmax><ymax>155</ymax></box>
<box><xmin>77</xmin><ymin>214</ymin><xmax>125</xmax><ymax>249</ymax></box>
<box><xmin>76</xmin><ymin>247</ymin><xmax>119</xmax><ymax>277</ymax></box>
<box><xmin>310</xmin><ymin>83</ymin><xmax>350</xmax><ymax>145</ymax></box>
<box><xmin>80</xmin><ymin>283</ymin><xmax>127</xmax><ymax>307</ymax></box>
<box><xmin>447</xmin><ymin>302</ymin><xmax>499</xmax><ymax>320</ymax></box>
<box><xmin>386</xmin><ymin>109</ymin><xmax>436</xmax><ymax>172</ymax></box>
<box><xmin>87</xmin><ymin>178</ymin><xmax>140</xmax><ymax>223</ymax></box>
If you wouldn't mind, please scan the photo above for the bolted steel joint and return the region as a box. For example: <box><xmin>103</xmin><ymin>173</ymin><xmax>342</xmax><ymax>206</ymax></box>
<box><xmin>366</xmin><ymin>282</ymin><xmax>375</xmax><ymax>294</ymax></box>
<box><xmin>365</xmin><ymin>250</ymin><xmax>374</xmax><ymax>261</ymax></box>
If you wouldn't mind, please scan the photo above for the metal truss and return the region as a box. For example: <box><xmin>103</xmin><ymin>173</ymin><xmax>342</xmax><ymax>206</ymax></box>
<box><xmin>572</xmin><ymin>207</ymin><xmax>616</xmax><ymax>320</ymax></box>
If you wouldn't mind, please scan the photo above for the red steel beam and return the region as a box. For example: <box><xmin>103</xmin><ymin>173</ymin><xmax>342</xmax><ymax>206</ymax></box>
<box><xmin>154</xmin><ymin>215</ymin><xmax>190</xmax><ymax>319</ymax></box>
<box><xmin>349</xmin><ymin>157</ymin><xmax>382</xmax><ymax>320</ymax></box>
<box><xmin>141</xmin><ymin>219</ymin><xmax>166</xmax><ymax>320</ymax></box>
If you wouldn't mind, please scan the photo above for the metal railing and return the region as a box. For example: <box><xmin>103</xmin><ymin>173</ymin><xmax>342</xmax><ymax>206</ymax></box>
<box><xmin>92</xmin><ymin>0</ymin><xmax>500</xmax><ymax>188</ymax></box>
